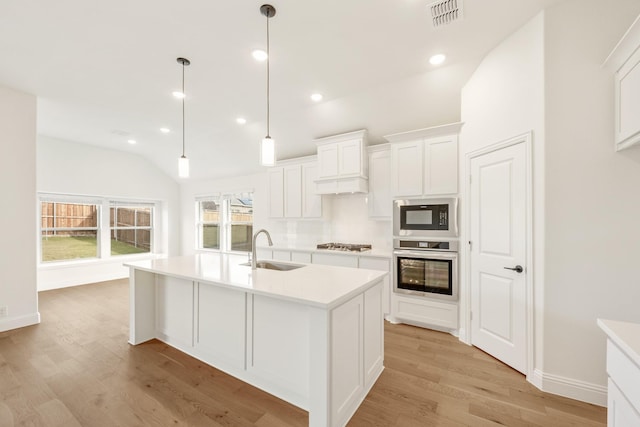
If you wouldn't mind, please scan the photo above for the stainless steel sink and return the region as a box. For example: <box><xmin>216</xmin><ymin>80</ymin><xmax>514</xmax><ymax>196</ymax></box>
<box><xmin>240</xmin><ymin>260</ymin><xmax>305</xmax><ymax>271</ymax></box>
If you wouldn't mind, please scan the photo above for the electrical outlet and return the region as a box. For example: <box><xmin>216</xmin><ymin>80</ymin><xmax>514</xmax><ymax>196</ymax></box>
<box><xmin>0</xmin><ymin>306</ymin><xmax>7</xmax><ymax>318</ymax></box>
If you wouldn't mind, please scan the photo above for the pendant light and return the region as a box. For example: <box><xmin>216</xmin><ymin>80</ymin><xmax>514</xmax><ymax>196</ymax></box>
<box><xmin>260</xmin><ymin>4</ymin><xmax>276</xmax><ymax>166</ymax></box>
<box><xmin>177</xmin><ymin>57</ymin><xmax>191</xmax><ymax>178</ymax></box>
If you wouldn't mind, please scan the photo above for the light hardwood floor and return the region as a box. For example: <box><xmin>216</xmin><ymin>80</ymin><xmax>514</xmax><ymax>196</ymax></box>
<box><xmin>0</xmin><ymin>279</ymin><xmax>606</xmax><ymax>426</ymax></box>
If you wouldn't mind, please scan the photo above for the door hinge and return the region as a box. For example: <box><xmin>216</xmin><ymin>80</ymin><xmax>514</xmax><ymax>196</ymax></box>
<box><xmin>468</xmin><ymin>240</ymin><xmax>472</xmax><ymax>250</ymax></box>
<box><xmin>470</xmin><ymin>312</ymin><xmax>473</xmax><ymax>321</ymax></box>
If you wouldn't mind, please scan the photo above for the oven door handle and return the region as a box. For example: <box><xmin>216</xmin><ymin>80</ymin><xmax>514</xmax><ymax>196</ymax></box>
<box><xmin>393</xmin><ymin>250</ymin><xmax>456</xmax><ymax>259</ymax></box>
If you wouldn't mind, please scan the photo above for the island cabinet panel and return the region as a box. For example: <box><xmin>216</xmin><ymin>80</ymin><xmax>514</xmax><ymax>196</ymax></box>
<box><xmin>248</xmin><ymin>294</ymin><xmax>310</xmax><ymax>407</ymax></box>
<box><xmin>196</xmin><ymin>284</ymin><xmax>246</xmax><ymax>371</ymax></box>
<box><xmin>363</xmin><ymin>283</ymin><xmax>383</xmax><ymax>389</ymax></box>
<box><xmin>155</xmin><ymin>275</ymin><xmax>194</xmax><ymax>348</ymax></box>
<box><xmin>331</xmin><ymin>294</ymin><xmax>364</xmax><ymax>427</ymax></box>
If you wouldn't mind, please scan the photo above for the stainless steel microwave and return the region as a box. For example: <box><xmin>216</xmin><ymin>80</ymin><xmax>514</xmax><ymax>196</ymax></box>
<box><xmin>393</xmin><ymin>198</ymin><xmax>458</xmax><ymax>238</ymax></box>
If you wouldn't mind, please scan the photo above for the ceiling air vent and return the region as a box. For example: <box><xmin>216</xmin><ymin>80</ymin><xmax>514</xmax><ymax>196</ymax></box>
<box><xmin>429</xmin><ymin>0</ymin><xmax>463</xmax><ymax>27</ymax></box>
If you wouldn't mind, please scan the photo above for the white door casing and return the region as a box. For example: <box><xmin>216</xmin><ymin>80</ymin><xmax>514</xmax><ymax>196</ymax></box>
<box><xmin>469</xmin><ymin>134</ymin><xmax>531</xmax><ymax>375</ymax></box>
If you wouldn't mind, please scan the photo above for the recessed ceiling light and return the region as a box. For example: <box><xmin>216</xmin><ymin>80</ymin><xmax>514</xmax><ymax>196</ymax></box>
<box><xmin>311</xmin><ymin>93</ymin><xmax>323</xmax><ymax>102</ymax></box>
<box><xmin>429</xmin><ymin>54</ymin><xmax>446</xmax><ymax>65</ymax></box>
<box><xmin>236</xmin><ymin>117</ymin><xmax>247</xmax><ymax>125</ymax></box>
<box><xmin>160</xmin><ymin>127</ymin><xmax>170</xmax><ymax>133</ymax></box>
<box><xmin>172</xmin><ymin>91</ymin><xmax>185</xmax><ymax>99</ymax></box>
<box><xmin>252</xmin><ymin>49</ymin><xmax>268</xmax><ymax>61</ymax></box>
<box><xmin>127</xmin><ymin>139</ymin><xmax>136</xmax><ymax>145</ymax></box>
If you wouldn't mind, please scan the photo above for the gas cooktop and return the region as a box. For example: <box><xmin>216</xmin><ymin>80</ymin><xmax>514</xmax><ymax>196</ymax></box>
<box><xmin>316</xmin><ymin>243</ymin><xmax>372</xmax><ymax>252</ymax></box>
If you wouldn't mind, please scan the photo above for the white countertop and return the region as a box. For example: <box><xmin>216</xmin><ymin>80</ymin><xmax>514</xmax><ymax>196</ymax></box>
<box><xmin>598</xmin><ymin>318</ymin><xmax>640</xmax><ymax>367</ymax></box>
<box><xmin>259</xmin><ymin>244</ymin><xmax>392</xmax><ymax>259</ymax></box>
<box><xmin>126</xmin><ymin>253</ymin><xmax>387</xmax><ymax>309</ymax></box>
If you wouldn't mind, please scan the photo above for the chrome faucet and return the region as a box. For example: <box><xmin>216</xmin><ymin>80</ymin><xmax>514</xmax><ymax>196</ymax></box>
<box><xmin>251</xmin><ymin>229</ymin><xmax>273</xmax><ymax>269</ymax></box>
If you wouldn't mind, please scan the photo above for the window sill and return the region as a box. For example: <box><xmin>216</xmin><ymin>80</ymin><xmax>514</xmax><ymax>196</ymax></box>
<box><xmin>38</xmin><ymin>253</ymin><xmax>165</xmax><ymax>270</ymax></box>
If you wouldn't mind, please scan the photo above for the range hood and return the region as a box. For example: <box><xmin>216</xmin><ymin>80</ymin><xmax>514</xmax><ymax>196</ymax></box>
<box><xmin>314</xmin><ymin>129</ymin><xmax>369</xmax><ymax>194</ymax></box>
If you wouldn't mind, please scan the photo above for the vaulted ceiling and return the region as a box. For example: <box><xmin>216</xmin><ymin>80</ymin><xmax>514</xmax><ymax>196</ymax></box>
<box><xmin>0</xmin><ymin>0</ymin><xmax>561</xmax><ymax>180</ymax></box>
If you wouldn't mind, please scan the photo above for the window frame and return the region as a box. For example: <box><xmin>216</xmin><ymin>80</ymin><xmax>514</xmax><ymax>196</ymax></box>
<box><xmin>38</xmin><ymin>193</ymin><xmax>159</xmax><ymax>265</ymax></box>
<box><xmin>195</xmin><ymin>195</ymin><xmax>221</xmax><ymax>251</ymax></box>
<box><xmin>196</xmin><ymin>192</ymin><xmax>254</xmax><ymax>254</ymax></box>
<box><xmin>109</xmin><ymin>201</ymin><xmax>155</xmax><ymax>257</ymax></box>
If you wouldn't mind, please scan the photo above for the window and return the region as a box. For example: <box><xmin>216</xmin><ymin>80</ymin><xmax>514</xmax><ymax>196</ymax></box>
<box><xmin>41</xmin><ymin>201</ymin><xmax>100</xmax><ymax>262</ymax></box>
<box><xmin>198</xmin><ymin>199</ymin><xmax>220</xmax><ymax>250</ymax></box>
<box><xmin>229</xmin><ymin>196</ymin><xmax>253</xmax><ymax>252</ymax></box>
<box><xmin>110</xmin><ymin>203</ymin><xmax>153</xmax><ymax>255</ymax></box>
<box><xmin>197</xmin><ymin>192</ymin><xmax>253</xmax><ymax>253</ymax></box>
<box><xmin>39</xmin><ymin>194</ymin><xmax>158</xmax><ymax>263</ymax></box>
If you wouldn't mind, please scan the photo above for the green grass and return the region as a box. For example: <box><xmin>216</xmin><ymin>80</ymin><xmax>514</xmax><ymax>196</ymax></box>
<box><xmin>41</xmin><ymin>236</ymin><xmax>148</xmax><ymax>262</ymax></box>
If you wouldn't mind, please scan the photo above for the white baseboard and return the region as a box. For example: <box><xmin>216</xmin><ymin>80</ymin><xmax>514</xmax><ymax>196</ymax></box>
<box><xmin>531</xmin><ymin>369</ymin><xmax>607</xmax><ymax>407</ymax></box>
<box><xmin>0</xmin><ymin>312</ymin><xmax>41</xmax><ymax>333</ymax></box>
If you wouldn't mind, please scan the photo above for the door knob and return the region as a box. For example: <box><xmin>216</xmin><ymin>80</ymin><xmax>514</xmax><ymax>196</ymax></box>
<box><xmin>504</xmin><ymin>265</ymin><xmax>524</xmax><ymax>273</ymax></box>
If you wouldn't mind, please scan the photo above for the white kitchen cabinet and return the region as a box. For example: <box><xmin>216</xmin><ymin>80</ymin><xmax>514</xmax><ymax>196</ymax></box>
<box><xmin>604</xmin><ymin>15</ymin><xmax>640</xmax><ymax>151</ymax></box>
<box><xmin>267</xmin><ymin>168</ymin><xmax>284</xmax><ymax>218</ymax></box>
<box><xmin>424</xmin><ymin>135</ymin><xmax>458</xmax><ymax>195</ymax></box>
<box><xmin>312</xmin><ymin>252</ymin><xmax>359</xmax><ymax>268</ymax></box>
<box><xmin>268</xmin><ymin>156</ymin><xmax>322</xmax><ymax>219</ymax></box>
<box><xmin>315</xmin><ymin>130</ymin><xmax>368</xmax><ymax>194</ymax></box>
<box><xmin>284</xmin><ymin>165</ymin><xmax>302</xmax><ymax>218</ymax></box>
<box><xmin>390</xmin><ymin>140</ymin><xmax>423</xmax><ymax>197</ymax></box>
<box><xmin>367</xmin><ymin>145</ymin><xmax>392</xmax><ymax>219</ymax></box>
<box><xmin>272</xmin><ymin>250</ymin><xmax>291</xmax><ymax>261</ymax></box>
<box><xmin>386</xmin><ymin>122</ymin><xmax>462</xmax><ymax>197</ymax></box>
<box><xmin>291</xmin><ymin>251</ymin><xmax>312</xmax><ymax>263</ymax></box>
<box><xmin>301</xmin><ymin>163</ymin><xmax>322</xmax><ymax>218</ymax></box>
<box><xmin>598</xmin><ymin>319</ymin><xmax>640</xmax><ymax>427</ymax></box>
<box><xmin>197</xmin><ymin>283</ymin><xmax>246</xmax><ymax>370</ymax></box>
<box><xmin>390</xmin><ymin>294</ymin><xmax>459</xmax><ymax>330</ymax></box>
<box><xmin>358</xmin><ymin>256</ymin><xmax>391</xmax><ymax>316</ymax></box>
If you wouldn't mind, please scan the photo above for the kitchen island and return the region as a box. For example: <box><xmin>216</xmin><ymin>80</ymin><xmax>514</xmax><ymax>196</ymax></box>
<box><xmin>126</xmin><ymin>253</ymin><xmax>387</xmax><ymax>427</ymax></box>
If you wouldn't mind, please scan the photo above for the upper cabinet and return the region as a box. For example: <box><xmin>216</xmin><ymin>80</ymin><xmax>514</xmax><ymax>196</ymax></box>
<box><xmin>385</xmin><ymin>122</ymin><xmax>462</xmax><ymax>198</ymax></box>
<box><xmin>604</xmin><ymin>14</ymin><xmax>640</xmax><ymax>151</ymax></box>
<box><xmin>268</xmin><ymin>156</ymin><xmax>322</xmax><ymax>219</ymax></box>
<box><xmin>315</xmin><ymin>130</ymin><xmax>368</xmax><ymax>194</ymax></box>
<box><xmin>367</xmin><ymin>144</ymin><xmax>392</xmax><ymax>219</ymax></box>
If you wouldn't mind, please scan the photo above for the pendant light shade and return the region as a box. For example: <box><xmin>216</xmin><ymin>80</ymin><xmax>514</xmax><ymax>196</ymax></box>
<box><xmin>176</xmin><ymin>57</ymin><xmax>191</xmax><ymax>178</ymax></box>
<box><xmin>261</xmin><ymin>136</ymin><xmax>275</xmax><ymax>166</ymax></box>
<box><xmin>260</xmin><ymin>4</ymin><xmax>276</xmax><ymax>166</ymax></box>
<box><xmin>178</xmin><ymin>155</ymin><xmax>189</xmax><ymax>178</ymax></box>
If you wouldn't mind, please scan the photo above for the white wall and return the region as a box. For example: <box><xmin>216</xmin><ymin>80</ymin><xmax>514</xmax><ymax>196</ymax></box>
<box><xmin>460</xmin><ymin>1</ymin><xmax>640</xmax><ymax>406</ymax></box>
<box><xmin>543</xmin><ymin>0</ymin><xmax>640</xmax><ymax>399</ymax></box>
<box><xmin>180</xmin><ymin>172</ymin><xmax>391</xmax><ymax>256</ymax></box>
<box><xmin>459</xmin><ymin>10</ymin><xmax>546</xmax><ymax>375</ymax></box>
<box><xmin>37</xmin><ymin>136</ymin><xmax>180</xmax><ymax>290</ymax></box>
<box><xmin>0</xmin><ymin>85</ymin><xmax>39</xmax><ymax>332</ymax></box>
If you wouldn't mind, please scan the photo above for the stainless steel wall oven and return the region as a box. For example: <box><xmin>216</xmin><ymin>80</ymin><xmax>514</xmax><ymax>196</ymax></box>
<box><xmin>393</xmin><ymin>239</ymin><xmax>459</xmax><ymax>301</ymax></box>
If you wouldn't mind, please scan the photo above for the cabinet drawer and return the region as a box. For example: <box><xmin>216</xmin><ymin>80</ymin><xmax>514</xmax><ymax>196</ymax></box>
<box><xmin>312</xmin><ymin>253</ymin><xmax>358</xmax><ymax>268</ymax></box>
<box><xmin>393</xmin><ymin>295</ymin><xmax>458</xmax><ymax>329</ymax></box>
<box><xmin>358</xmin><ymin>257</ymin><xmax>389</xmax><ymax>271</ymax></box>
<box><xmin>607</xmin><ymin>339</ymin><xmax>640</xmax><ymax>413</ymax></box>
<box><xmin>272</xmin><ymin>250</ymin><xmax>291</xmax><ymax>261</ymax></box>
<box><xmin>291</xmin><ymin>251</ymin><xmax>312</xmax><ymax>263</ymax></box>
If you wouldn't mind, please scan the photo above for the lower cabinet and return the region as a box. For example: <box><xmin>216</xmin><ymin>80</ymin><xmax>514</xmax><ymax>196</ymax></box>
<box><xmin>330</xmin><ymin>281</ymin><xmax>383</xmax><ymax>427</ymax></box>
<box><xmin>608</xmin><ymin>378</ymin><xmax>640</xmax><ymax>426</ymax></box>
<box><xmin>313</xmin><ymin>252</ymin><xmax>359</xmax><ymax>268</ymax></box>
<box><xmin>605</xmin><ymin>338</ymin><xmax>640</xmax><ymax>426</ymax></box>
<box><xmin>391</xmin><ymin>294</ymin><xmax>458</xmax><ymax>330</ymax></box>
<box><xmin>197</xmin><ymin>283</ymin><xmax>246</xmax><ymax>370</ymax></box>
<box><xmin>155</xmin><ymin>275</ymin><xmax>194</xmax><ymax>348</ymax></box>
<box><xmin>358</xmin><ymin>256</ymin><xmax>391</xmax><ymax>316</ymax></box>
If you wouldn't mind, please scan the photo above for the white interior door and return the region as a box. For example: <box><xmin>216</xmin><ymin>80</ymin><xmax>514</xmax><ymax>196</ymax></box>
<box><xmin>470</xmin><ymin>141</ymin><xmax>527</xmax><ymax>374</ymax></box>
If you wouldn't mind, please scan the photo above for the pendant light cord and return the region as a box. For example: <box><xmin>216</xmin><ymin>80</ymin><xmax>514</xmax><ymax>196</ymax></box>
<box><xmin>182</xmin><ymin>61</ymin><xmax>186</xmax><ymax>157</ymax></box>
<box><xmin>266</xmin><ymin>14</ymin><xmax>270</xmax><ymax>138</ymax></box>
